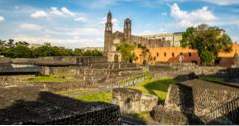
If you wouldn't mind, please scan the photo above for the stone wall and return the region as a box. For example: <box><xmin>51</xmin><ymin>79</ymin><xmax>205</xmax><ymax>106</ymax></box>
<box><xmin>0</xmin><ymin>87</ymin><xmax>120</xmax><ymax>125</ymax></box>
<box><xmin>27</xmin><ymin>104</ymin><xmax>120</xmax><ymax>125</ymax></box>
<box><xmin>162</xmin><ymin>79</ymin><xmax>239</xmax><ymax>124</ymax></box>
<box><xmin>112</xmin><ymin>88</ymin><xmax>158</xmax><ymax>113</ymax></box>
<box><xmin>7</xmin><ymin>56</ymin><xmax>107</xmax><ymax>66</ymax></box>
<box><xmin>186</xmin><ymin>80</ymin><xmax>239</xmax><ymax>116</ymax></box>
<box><xmin>151</xmin><ymin>63</ymin><xmax>227</xmax><ymax>79</ymax></box>
<box><xmin>0</xmin><ymin>75</ymin><xmax>35</xmax><ymax>87</ymax></box>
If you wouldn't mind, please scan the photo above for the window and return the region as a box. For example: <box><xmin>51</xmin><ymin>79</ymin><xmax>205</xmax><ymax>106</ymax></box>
<box><xmin>189</xmin><ymin>52</ymin><xmax>192</xmax><ymax>57</ymax></box>
<box><xmin>164</xmin><ymin>52</ymin><xmax>167</xmax><ymax>57</ymax></box>
<box><xmin>172</xmin><ymin>53</ymin><xmax>175</xmax><ymax>57</ymax></box>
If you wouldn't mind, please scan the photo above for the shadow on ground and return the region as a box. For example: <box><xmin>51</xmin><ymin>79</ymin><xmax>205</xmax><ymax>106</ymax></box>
<box><xmin>0</xmin><ymin>87</ymin><xmax>120</xmax><ymax>125</ymax></box>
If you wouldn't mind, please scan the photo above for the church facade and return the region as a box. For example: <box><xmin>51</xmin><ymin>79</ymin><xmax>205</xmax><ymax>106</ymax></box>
<box><xmin>104</xmin><ymin>11</ymin><xmax>182</xmax><ymax>62</ymax></box>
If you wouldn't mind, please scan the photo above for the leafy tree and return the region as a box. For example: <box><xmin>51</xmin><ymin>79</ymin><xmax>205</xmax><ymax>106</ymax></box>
<box><xmin>181</xmin><ymin>24</ymin><xmax>232</xmax><ymax>65</ymax></box>
<box><xmin>0</xmin><ymin>39</ymin><xmax>104</xmax><ymax>58</ymax></box>
<box><xmin>83</xmin><ymin>49</ymin><xmax>103</xmax><ymax>56</ymax></box>
<box><xmin>6</xmin><ymin>39</ymin><xmax>15</xmax><ymax>48</ymax></box>
<box><xmin>5</xmin><ymin>45</ymin><xmax>33</xmax><ymax>58</ymax></box>
<box><xmin>74</xmin><ymin>48</ymin><xmax>84</xmax><ymax>56</ymax></box>
<box><xmin>117</xmin><ymin>42</ymin><xmax>135</xmax><ymax>63</ymax></box>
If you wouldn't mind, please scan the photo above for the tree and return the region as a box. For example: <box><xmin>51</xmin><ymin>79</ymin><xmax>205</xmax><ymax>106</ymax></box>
<box><xmin>6</xmin><ymin>39</ymin><xmax>15</xmax><ymax>48</ymax></box>
<box><xmin>5</xmin><ymin>45</ymin><xmax>33</xmax><ymax>58</ymax></box>
<box><xmin>83</xmin><ymin>50</ymin><xmax>103</xmax><ymax>56</ymax></box>
<box><xmin>181</xmin><ymin>24</ymin><xmax>232</xmax><ymax>65</ymax></box>
<box><xmin>116</xmin><ymin>42</ymin><xmax>135</xmax><ymax>63</ymax></box>
<box><xmin>74</xmin><ymin>48</ymin><xmax>84</xmax><ymax>56</ymax></box>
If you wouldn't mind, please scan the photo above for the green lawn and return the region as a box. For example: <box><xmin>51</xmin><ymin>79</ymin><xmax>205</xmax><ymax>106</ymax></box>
<box><xmin>56</xmin><ymin>89</ymin><xmax>112</xmax><ymax>103</ymax></box>
<box><xmin>130</xmin><ymin>77</ymin><xmax>175</xmax><ymax>102</ymax></box>
<box><xmin>75</xmin><ymin>91</ymin><xmax>112</xmax><ymax>103</ymax></box>
<box><xmin>28</xmin><ymin>75</ymin><xmax>78</xmax><ymax>83</ymax></box>
<box><xmin>56</xmin><ymin>77</ymin><xmax>174</xmax><ymax>103</ymax></box>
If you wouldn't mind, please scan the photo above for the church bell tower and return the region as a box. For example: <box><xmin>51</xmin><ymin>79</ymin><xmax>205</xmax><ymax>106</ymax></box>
<box><xmin>124</xmin><ymin>18</ymin><xmax>132</xmax><ymax>41</ymax></box>
<box><xmin>104</xmin><ymin>11</ymin><xmax>113</xmax><ymax>55</ymax></box>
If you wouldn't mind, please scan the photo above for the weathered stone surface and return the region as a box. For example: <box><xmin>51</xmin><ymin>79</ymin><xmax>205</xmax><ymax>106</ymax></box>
<box><xmin>164</xmin><ymin>84</ymin><xmax>181</xmax><ymax>111</ymax></box>
<box><xmin>160</xmin><ymin>110</ymin><xmax>188</xmax><ymax>125</ymax></box>
<box><xmin>0</xmin><ymin>87</ymin><xmax>120</xmax><ymax>125</ymax></box>
<box><xmin>151</xmin><ymin>105</ymin><xmax>165</xmax><ymax>122</ymax></box>
<box><xmin>112</xmin><ymin>88</ymin><xmax>142</xmax><ymax>113</ymax></box>
<box><xmin>140</xmin><ymin>94</ymin><xmax>158</xmax><ymax>112</ymax></box>
<box><xmin>159</xmin><ymin>79</ymin><xmax>239</xmax><ymax>124</ymax></box>
<box><xmin>112</xmin><ymin>88</ymin><xmax>158</xmax><ymax>113</ymax></box>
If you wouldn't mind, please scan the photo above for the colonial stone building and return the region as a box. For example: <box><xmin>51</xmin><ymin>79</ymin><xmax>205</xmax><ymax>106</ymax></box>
<box><xmin>104</xmin><ymin>11</ymin><xmax>182</xmax><ymax>62</ymax></box>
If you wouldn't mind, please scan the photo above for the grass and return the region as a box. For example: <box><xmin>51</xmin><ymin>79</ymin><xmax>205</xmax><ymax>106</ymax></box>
<box><xmin>28</xmin><ymin>75</ymin><xmax>78</xmax><ymax>83</ymax></box>
<box><xmin>130</xmin><ymin>77</ymin><xmax>175</xmax><ymax>102</ymax></box>
<box><xmin>56</xmin><ymin>77</ymin><xmax>175</xmax><ymax>103</ymax></box>
<box><xmin>74</xmin><ymin>91</ymin><xmax>112</xmax><ymax>103</ymax></box>
<box><xmin>56</xmin><ymin>89</ymin><xmax>112</xmax><ymax>103</ymax></box>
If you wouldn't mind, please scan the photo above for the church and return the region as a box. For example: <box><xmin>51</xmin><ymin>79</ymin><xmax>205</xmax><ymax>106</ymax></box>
<box><xmin>104</xmin><ymin>11</ymin><xmax>182</xmax><ymax>62</ymax></box>
<box><xmin>103</xmin><ymin>11</ymin><xmax>239</xmax><ymax>67</ymax></box>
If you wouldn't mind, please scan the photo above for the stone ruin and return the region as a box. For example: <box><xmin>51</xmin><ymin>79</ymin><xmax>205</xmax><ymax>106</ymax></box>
<box><xmin>151</xmin><ymin>79</ymin><xmax>239</xmax><ymax>125</ymax></box>
<box><xmin>112</xmin><ymin>88</ymin><xmax>158</xmax><ymax>114</ymax></box>
<box><xmin>0</xmin><ymin>86</ymin><xmax>120</xmax><ymax>125</ymax></box>
<box><xmin>0</xmin><ymin>56</ymin><xmax>144</xmax><ymax>91</ymax></box>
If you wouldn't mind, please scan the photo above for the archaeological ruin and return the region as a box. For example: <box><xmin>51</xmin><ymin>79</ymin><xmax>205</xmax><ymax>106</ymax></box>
<box><xmin>0</xmin><ymin>10</ymin><xmax>239</xmax><ymax>125</ymax></box>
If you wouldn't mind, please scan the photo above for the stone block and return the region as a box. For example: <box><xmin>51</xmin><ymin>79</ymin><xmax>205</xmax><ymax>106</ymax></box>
<box><xmin>112</xmin><ymin>88</ymin><xmax>158</xmax><ymax>113</ymax></box>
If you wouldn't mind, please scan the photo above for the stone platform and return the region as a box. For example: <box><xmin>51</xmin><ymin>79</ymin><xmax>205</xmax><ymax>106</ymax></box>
<box><xmin>0</xmin><ymin>87</ymin><xmax>120</xmax><ymax>125</ymax></box>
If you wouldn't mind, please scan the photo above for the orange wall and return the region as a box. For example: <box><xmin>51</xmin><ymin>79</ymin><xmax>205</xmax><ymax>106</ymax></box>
<box><xmin>134</xmin><ymin>47</ymin><xmax>200</xmax><ymax>64</ymax></box>
<box><xmin>218</xmin><ymin>44</ymin><xmax>239</xmax><ymax>58</ymax></box>
<box><xmin>134</xmin><ymin>43</ymin><xmax>239</xmax><ymax>65</ymax></box>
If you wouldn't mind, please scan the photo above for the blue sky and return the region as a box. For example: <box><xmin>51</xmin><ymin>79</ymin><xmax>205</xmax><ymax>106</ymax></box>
<box><xmin>0</xmin><ymin>0</ymin><xmax>239</xmax><ymax>48</ymax></box>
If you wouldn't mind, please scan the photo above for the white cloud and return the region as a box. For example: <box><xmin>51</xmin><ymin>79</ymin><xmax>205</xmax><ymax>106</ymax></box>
<box><xmin>201</xmin><ymin>0</ymin><xmax>239</xmax><ymax>5</ymax></box>
<box><xmin>49</xmin><ymin>7</ymin><xmax>64</xmax><ymax>16</ymax></box>
<box><xmin>74</xmin><ymin>16</ymin><xmax>87</xmax><ymax>22</ymax></box>
<box><xmin>0</xmin><ymin>16</ymin><xmax>5</xmax><ymax>22</ymax></box>
<box><xmin>61</xmin><ymin>7</ymin><xmax>76</xmax><ymax>17</ymax></box>
<box><xmin>49</xmin><ymin>7</ymin><xmax>76</xmax><ymax>17</ymax></box>
<box><xmin>31</xmin><ymin>10</ymin><xmax>48</xmax><ymax>18</ymax></box>
<box><xmin>19</xmin><ymin>23</ymin><xmax>43</xmax><ymax>31</ymax></box>
<box><xmin>170</xmin><ymin>3</ymin><xmax>216</xmax><ymax>27</ymax></box>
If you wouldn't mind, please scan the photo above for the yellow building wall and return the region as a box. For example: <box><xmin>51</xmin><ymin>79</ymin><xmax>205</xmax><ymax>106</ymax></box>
<box><xmin>218</xmin><ymin>44</ymin><xmax>239</xmax><ymax>58</ymax></box>
<box><xmin>134</xmin><ymin>43</ymin><xmax>239</xmax><ymax>65</ymax></box>
<box><xmin>134</xmin><ymin>47</ymin><xmax>200</xmax><ymax>64</ymax></box>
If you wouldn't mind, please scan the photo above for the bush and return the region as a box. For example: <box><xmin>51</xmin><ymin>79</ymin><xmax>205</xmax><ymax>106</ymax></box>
<box><xmin>200</xmin><ymin>50</ymin><xmax>216</xmax><ymax>65</ymax></box>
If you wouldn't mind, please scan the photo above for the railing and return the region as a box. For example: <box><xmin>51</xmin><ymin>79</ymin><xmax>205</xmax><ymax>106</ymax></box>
<box><xmin>200</xmin><ymin>97</ymin><xmax>239</xmax><ymax>124</ymax></box>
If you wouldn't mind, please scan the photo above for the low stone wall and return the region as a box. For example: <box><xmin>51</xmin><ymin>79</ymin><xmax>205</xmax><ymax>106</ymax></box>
<box><xmin>26</xmin><ymin>104</ymin><xmax>120</xmax><ymax>125</ymax></box>
<box><xmin>0</xmin><ymin>87</ymin><xmax>120</xmax><ymax>125</ymax></box>
<box><xmin>112</xmin><ymin>88</ymin><xmax>158</xmax><ymax>113</ymax></box>
<box><xmin>0</xmin><ymin>75</ymin><xmax>35</xmax><ymax>87</ymax></box>
<box><xmin>152</xmin><ymin>64</ymin><xmax>226</xmax><ymax>79</ymax></box>
<box><xmin>187</xmin><ymin>80</ymin><xmax>239</xmax><ymax>116</ymax></box>
<box><xmin>11</xmin><ymin>56</ymin><xmax>107</xmax><ymax>66</ymax></box>
<box><xmin>160</xmin><ymin>79</ymin><xmax>239</xmax><ymax>124</ymax></box>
